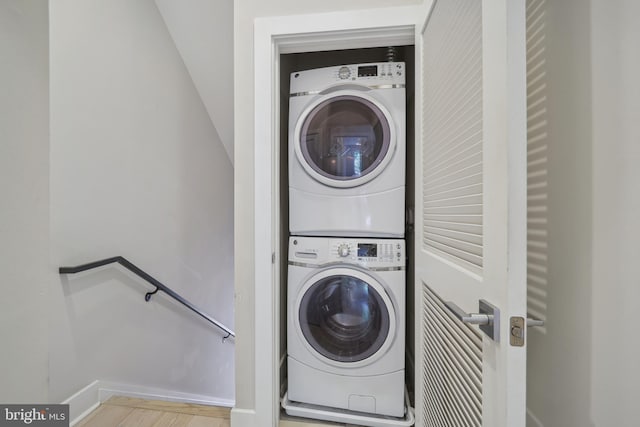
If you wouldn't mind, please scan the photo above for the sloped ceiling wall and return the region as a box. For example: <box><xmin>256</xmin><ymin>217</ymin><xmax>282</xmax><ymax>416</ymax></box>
<box><xmin>155</xmin><ymin>0</ymin><xmax>234</xmax><ymax>165</ymax></box>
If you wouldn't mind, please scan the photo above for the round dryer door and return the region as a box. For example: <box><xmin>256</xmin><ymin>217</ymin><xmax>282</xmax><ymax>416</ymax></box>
<box><xmin>295</xmin><ymin>92</ymin><xmax>396</xmax><ymax>188</ymax></box>
<box><xmin>297</xmin><ymin>267</ymin><xmax>396</xmax><ymax>365</ymax></box>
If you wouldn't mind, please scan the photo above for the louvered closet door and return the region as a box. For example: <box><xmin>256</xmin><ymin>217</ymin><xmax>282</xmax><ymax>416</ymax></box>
<box><xmin>414</xmin><ymin>1</ymin><xmax>528</xmax><ymax>426</ymax></box>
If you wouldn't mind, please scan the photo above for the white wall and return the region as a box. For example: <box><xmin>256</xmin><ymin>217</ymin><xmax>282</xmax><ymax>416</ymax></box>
<box><xmin>233</xmin><ymin>0</ymin><xmax>421</xmax><ymax>417</ymax></box>
<box><xmin>154</xmin><ymin>0</ymin><xmax>235</xmax><ymax>164</ymax></box>
<box><xmin>591</xmin><ymin>0</ymin><xmax>640</xmax><ymax>425</ymax></box>
<box><xmin>526</xmin><ymin>0</ymin><xmax>640</xmax><ymax>426</ymax></box>
<box><xmin>0</xmin><ymin>0</ymin><xmax>50</xmax><ymax>403</ymax></box>
<box><xmin>49</xmin><ymin>0</ymin><xmax>234</xmax><ymax>405</ymax></box>
<box><xmin>525</xmin><ymin>0</ymin><xmax>594</xmax><ymax>425</ymax></box>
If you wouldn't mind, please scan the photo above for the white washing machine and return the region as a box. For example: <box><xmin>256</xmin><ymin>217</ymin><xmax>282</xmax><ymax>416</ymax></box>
<box><xmin>288</xmin><ymin>62</ymin><xmax>406</xmax><ymax>237</ymax></box>
<box><xmin>287</xmin><ymin>236</ymin><xmax>406</xmax><ymax>417</ymax></box>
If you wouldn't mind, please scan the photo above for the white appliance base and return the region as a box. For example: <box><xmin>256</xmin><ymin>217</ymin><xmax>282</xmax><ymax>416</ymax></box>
<box><xmin>282</xmin><ymin>390</ymin><xmax>415</xmax><ymax>427</ymax></box>
<box><xmin>287</xmin><ymin>357</ymin><xmax>405</xmax><ymax>417</ymax></box>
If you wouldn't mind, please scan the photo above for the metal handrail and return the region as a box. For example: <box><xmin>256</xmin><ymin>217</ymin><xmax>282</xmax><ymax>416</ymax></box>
<box><xmin>59</xmin><ymin>256</ymin><xmax>235</xmax><ymax>342</ymax></box>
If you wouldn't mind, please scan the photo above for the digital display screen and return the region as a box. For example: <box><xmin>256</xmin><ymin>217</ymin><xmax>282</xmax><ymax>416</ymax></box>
<box><xmin>358</xmin><ymin>243</ymin><xmax>377</xmax><ymax>257</ymax></box>
<box><xmin>357</xmin><ymin>65</ymin><xmax>378</xmax><ymax>77</ymax></box>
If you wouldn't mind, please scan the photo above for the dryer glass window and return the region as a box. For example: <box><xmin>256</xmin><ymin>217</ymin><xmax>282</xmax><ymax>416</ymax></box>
<box><xmin>300</xmin><ymin>95</ymin><xmax>391</xmax><ymax>181</ymax></box>
<box><xmin>299</xmin><ymin>274</ymin><xmax>390</xmax><ymax>363</ymax></box>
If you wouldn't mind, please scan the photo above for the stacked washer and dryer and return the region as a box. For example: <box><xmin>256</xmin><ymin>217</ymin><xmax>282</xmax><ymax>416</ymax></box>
<box><xmin>285</xmin><ymin>61</ymin><xmax>410</xmax><ymax>425</ymax></box>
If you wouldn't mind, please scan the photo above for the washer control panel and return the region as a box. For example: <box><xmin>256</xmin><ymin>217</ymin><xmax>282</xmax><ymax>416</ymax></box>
<box><xmin>290</xmin><ymin>62</ymin><xmax>406</xmax><ymax>94</ymax></box>
<box><xmin>290</xmin><ymin>236</ymin><xmax>405</xmax><ymax>268</ymax></box>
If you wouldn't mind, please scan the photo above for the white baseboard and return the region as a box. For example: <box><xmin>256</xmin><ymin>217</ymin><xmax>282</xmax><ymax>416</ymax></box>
<box><xmin>62</xmin><ymin>381</ymin><xmax>101</xmax><ymax>427</ymax></box>
<box><xmin>230</xmin><ymin>407</ymin><xmax>257</xmax><ymax>427</ymax></box>
<box><xmin>97</xmin><ymin>381</ymin><xmax>235</xmax><ymax>407</ymax></box>
<box><xmin>63</xmin><ymin>380</ymin><xmax>235</xmax><ymax>426</ymax></box>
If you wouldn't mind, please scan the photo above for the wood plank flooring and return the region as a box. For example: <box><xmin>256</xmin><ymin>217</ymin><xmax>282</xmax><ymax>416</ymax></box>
<box><xmin>76</xmin><ymin>396</ymin><xmax>347</xmax><ymax>426</ymax></box>
<box><xmin>77</xmin><ymin>396</ymin><xmax>230</xmax><ymax>427</ymax></box>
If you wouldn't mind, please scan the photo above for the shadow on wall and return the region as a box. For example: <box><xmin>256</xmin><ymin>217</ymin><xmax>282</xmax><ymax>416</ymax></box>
<box><xmin>525</xmin><ymin>0</ymin><xmax>595</xmax><ymax>426</ymax></box>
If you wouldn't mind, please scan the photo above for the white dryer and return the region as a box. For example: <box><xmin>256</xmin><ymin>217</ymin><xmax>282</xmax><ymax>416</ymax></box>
<box><xmin>288</xmin><ymin>62</ymin><xmax>406</xmax><ymax>237</ymax></box>
<box><xmin>287</xmin><ymin>236</ymin><xmax>406</xmax><ymax>417</ymax></box>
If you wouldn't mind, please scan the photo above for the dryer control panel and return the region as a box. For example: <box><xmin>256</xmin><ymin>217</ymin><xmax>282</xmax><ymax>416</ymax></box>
<box><xmin>289</xmin><ymin>236</ymin><xmax>405</xmax><ymax>268</ymax></box>
<box><xmin>290</xmin><ymin>62</ymin><xmax>405</xmax><ymax>95</ymax></box>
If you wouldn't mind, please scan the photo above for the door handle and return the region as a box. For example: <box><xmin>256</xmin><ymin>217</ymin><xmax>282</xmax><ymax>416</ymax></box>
<box><xmin>445</xmin><ymin>299</ymin><xmax>500</xmax><ymax>341</ymax></box>
<box><xmin>526</xmin><ymin>317</ymin><xmax>544</xmax><ymax>327</ymax></box>
<box><xmin>445</xmin><ymin>302</ymin><xmax>493</xmax><ymax>324</ymax></box>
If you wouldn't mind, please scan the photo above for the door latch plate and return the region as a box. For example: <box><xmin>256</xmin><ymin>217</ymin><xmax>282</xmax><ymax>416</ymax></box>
<box><xmin>510</xmin><ymin>316</ymin><xmax>525</xmax><ymax>346</ymax></box>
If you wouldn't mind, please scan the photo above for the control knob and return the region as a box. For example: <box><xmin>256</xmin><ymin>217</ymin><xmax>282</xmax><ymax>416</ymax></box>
<box><xmin>337</xmin><ymin>243</ymin><xmax>350</xmax><ymax>257</ymax></box>
<box><xmin>338</xmin><ymin>66</ymin><xmax>351</xmax><ymax>80</ymax></box>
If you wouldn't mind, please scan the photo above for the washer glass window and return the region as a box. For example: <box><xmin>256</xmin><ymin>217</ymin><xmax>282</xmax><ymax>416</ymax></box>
<box><xmin>300</xmin><ymin>95</ymin><xmax>391</xmax><ymax>181</ymax></box>
<box><xmin>299</xmin><ymin>274</ymin><xmax>390</xmax><ymax>363</ymax></box>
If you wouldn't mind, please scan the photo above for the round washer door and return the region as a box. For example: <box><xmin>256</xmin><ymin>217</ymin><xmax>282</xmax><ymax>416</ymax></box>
<box><xmin>296</xmin><ymin>267</ymin><xmax>396</xmax><ymax>367</ymax></box>
<box><xmin>294</xmin><ymin>91</ymin><xmax>396</xmax><ymax>188</ymax></box>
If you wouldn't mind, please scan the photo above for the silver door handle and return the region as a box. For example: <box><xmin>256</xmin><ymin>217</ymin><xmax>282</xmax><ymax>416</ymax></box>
<box><xmin>445</xmin><ymin>302</ymin><xmax>493</xmax><ymax>325</ymax></box>
<box><xmin>527</xmin><ymin>317</ymin><xmax>544</xmax><ymax>327</ymax></box>
<box><xmin>445</xmin><ymin>299</ymin><xmax>500</xmax><ymax>341</ymax></box>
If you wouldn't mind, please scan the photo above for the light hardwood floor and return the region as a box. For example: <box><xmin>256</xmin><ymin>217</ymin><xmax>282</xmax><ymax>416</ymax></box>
<box><xmin>77</xmin><ymin>396</ymin><xmax>345</xmax><ymax>426</ymax></box>
<box><xmin>77</xmin><ymin>396</ymin><xmax>230</xmax><ymax>427</ymax></box>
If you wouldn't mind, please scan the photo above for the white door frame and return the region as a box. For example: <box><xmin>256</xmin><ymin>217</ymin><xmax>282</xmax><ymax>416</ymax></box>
<box><xmin>252</xmin><ymin>6</ymin><xmax>421</xmax><ymax>426</ymax></box>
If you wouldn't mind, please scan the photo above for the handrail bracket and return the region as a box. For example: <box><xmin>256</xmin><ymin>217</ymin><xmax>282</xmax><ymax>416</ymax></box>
<box><xmin>145</xmin><ymin>287</ymin><xmax>159</xmax><ymax>302</ymax></box>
